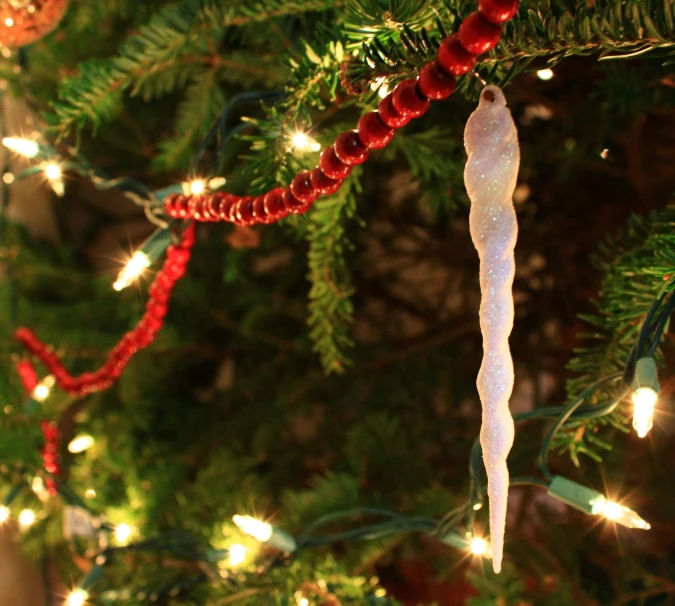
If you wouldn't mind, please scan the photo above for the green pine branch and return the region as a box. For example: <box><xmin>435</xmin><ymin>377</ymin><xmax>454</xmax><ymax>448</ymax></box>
<box><xmin>49</xmin><ymin>0</ymin><xmax>338</xmax><ymax>139</ymax></box>
<box><xmin>307</xmin><ymin>177</ymin><xmax>360</xmax><ymax>374</ymax></box>
<box><xmin>345</xmin><ymin>0</ymin><xmax>675</xmax><ymax>93</ymax></box>
<box><xmin>559</xmin><ymin>206</ymin><xmax>675</xmax><ymax>463</ymax></box>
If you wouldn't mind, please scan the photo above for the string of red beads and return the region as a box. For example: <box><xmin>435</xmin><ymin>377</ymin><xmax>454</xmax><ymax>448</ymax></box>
<box><xmin>16</xmin><ymin>359</ymin><xmax>39</xmax><ymax>394</ymax></box>
<box><xmin>13</xmin><ymin>224</ymin><xmax>196</xmax><ymax>398</ymax></box>
<box><xmin>41</xmin><ymin>420</ymin><xmax>61</xmax><ymax>496</ymax></box>
<box><xmin>163</xmin><ymin>0</ymin><xmax>519</xmax><ymax>226</ymax></box>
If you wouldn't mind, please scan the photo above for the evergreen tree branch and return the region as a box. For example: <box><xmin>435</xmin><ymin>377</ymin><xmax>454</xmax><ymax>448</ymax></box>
<box><xmin>307</xmin><ymin>178</ymin><xmax>360</xmax><ymax>374</ymax></box>
<box><xmin>560</xmin><ymin>205</ymin><xmax>675</xmax><ymax>463</ymax></box>
<box><xmin>345</xmin><ymin>0</ymin><xmax>675</xmax><ymax>92</ymax></box>
<box><xmin>49</xmin><ymin>0</ymin><xmax>339</xmax><ymax>139</ymax></box>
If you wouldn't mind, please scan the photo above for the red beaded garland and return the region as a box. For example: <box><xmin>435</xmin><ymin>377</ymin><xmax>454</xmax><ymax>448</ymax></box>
<box><xmin>334</xmin><ymin>130</ymin><xmax>370</xmax><ymax>166</ymax></box>
<box><xmin>378</xmin><ymin>94</ymin><xmax>412</xmax><ymax>128</ymax></box>
<box><xmin>13</xmin><ymin>225</ymin><xmax>195</xmax><ymax>398</ymax></box>
<box><xmin>392</xmin><ymin>79</ymin><xmax>430</xmax><ymax>119</ymax></box>
<box><xmin>478</xmin><ymin>0</ymin><xmax>519</xmax><ymax>24</ymax></box>
<box><xmin>282</xmin><ymin>189</ymin><xmax>308</xmax><ymax>214</ymax></box>
<box><xmin>291</xmin><ymin>171</ymin><xmax>319</xmax><ymax>204</ymax></box>
<box><xmin>418</xmin><ymin>61</ymin><xmax>456</xmax><ymax>100</ymax></box>
<box><xmin>357</xmin><ymin>112</ymin><xmax>395</xmax><ymax>149</ymax></box>
<box><xmin>310</xmin><ymin>168</ymin><xmax>342</xmax><ymax>195</ymax></box>
<box><xmin>16</xmin><ymin>360</ymin><xmax>39</xmax><ymax>393</ymax></box>
<box><xmin>458</xmin><ymin>12</ymin><xmax>502</xmax><ymax>55</ymax></box>
<box><xmin>235</xmin><ymin>197</ymin><xmax>254</xmax><ymax>225</ymax></box>
<box><xmin>437</xmin><ymin>34</ymin><xmax>477</xmax><ymax>77</ymax></box>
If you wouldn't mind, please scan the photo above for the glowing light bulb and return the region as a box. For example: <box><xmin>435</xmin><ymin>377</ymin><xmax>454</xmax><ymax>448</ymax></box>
<box><xmin>233</xmin><ymin>515</ymin><xmax>273</xmax><ymax>542</ymax></box>
<box><xmin>42</xmin><ymin>162</ymin><xmax>65</xmax><ymax>196</ymax></box>
<box><xmin>68</xmin><ymin>435</ymin><xmax>95</xmax><ymax>454</ymax></box>
<box><xmin>0</xmin><ymin>506</ymin><xmax>9</xmax><ymax>523</ymax></box>
<box><xmin>115</xmin><ymin>523</ymin><xmax>133</xmax><ymax>545</ymax></box>
<box><xmin>632</xmin><ymin>386</ymin><xmax>657</xmax><ymax>438</ymax></box>
<box><xmin>228</xmin><ymin>543</ymin><xmax>247</xmax><ymax>566</ymax></box>
<box><xmin>297</xmin><ymin>598</ymin><xmax>309</xmax><ymax>606</ymax></box>
<box><xmin>85</xmin><ymin>489</ymin><xmax>96</xmax><ymax>499</ymax></box>
<box><xmin>370</xmin><ymin>78</ymin><xmax>390</xmax><ymax>99</ymax></box>
<box><xmin>2</xmin><ymin>136</ymin><xmax>40</xmax><ymax>158</ymax></box>
<box><xmin>65</xmin><ymin>588</ymin><xmax>88</xmax><ymax>606</ymax></box>
<box><xmin>113</xmin><ymin>251</ymin><xmax>151</xmax><ymax>291</ymax></box>
<box><xmin>469</xmin><ymin>537</ymin><xmax>489</xmax><ymax>556</ymax></box>
<box><xmin>32</xmin><ymin>375</ymin><xmax>55</xmax><ymax>402</ymax></box>
<box><xmin>44</xmin><ymin>163</ymin><xmax>62</xmax><ymax>181</ymax></box>
<box><xmin>18</xmin><ymin>509</ymin><xmax>35</xmax><ymax>528</ymax></box>
<box><xmin>537</xmin><ymin>68</ymin><xmax>554</xmax><ymax>81</ymax></box>
<box><xmin>291</xmin><ymin>132</ymin><xmax>310</xmax><ymax>149</ymax></box>
<box><xmin>290</xmin><ymin>131</ymin><xmax>320</xmax><ymax>153</ymax></box>
<box><xmin>188</xmin><ymin>179</ymin><xmax>206</xmax><ymax>195</ymax></box>
<box><xmin>3</xmin><ymin>172</ymin><xmax>14</xmax><ymax>184</ymax></box>
<box><xmin>595</xmin><ymin>497</ymin><xmax>651</xmax><ymax>530</ymax></box>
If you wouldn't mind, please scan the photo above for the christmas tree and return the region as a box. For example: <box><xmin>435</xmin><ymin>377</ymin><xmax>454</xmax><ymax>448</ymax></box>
<box><xmin>0</xmin><ymin>0</ymin><xmax>674</xmax><ymax>604</ymax></box>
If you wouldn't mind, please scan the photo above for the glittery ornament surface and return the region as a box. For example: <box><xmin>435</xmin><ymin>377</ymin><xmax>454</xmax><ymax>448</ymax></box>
<box><xmin>0</xmin><ymin>0</ymin><xmax>69</xmax><ymax>49</ymax></box>
<box><xmin>464</xmin><ymin>85</ymin><xmax>519</xmax><ymax>574</ymax></box>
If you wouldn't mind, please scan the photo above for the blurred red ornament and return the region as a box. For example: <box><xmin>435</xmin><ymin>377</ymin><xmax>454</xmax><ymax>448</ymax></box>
<box><xmin>0</xmin><ymin>0</ymin><xmax>69</xmax><ymax>48</ymax></box>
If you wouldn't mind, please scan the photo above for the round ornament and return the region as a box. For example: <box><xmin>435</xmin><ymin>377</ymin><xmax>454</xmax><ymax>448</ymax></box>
<box><xmin>0</xmin><ymin>0</ymin><xmax>69</xmax><ymax>49</ymax></box>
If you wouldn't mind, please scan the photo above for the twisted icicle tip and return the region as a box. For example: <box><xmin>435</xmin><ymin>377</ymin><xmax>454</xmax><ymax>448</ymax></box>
<box><xmin>464</xmin><ymin>84</ymin><xmax>519</xmax><ymax>574</ymax></box>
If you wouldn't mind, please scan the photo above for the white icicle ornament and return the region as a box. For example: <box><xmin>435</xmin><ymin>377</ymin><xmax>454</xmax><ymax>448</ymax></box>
<box><xmin>464</xmin><ymin>85</ymin><xmax>519</xmax><ymax>574</ymax></box>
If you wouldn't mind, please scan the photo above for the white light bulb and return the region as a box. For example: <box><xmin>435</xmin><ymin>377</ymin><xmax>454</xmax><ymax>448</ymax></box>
<box><xmin>32</xmin><ymin>375</ymin><xmax>55</xmax><ymax>402</ymax></box>
<box><xmin>65</xmin><ymin>588</ymin><xmax>88</xmax><ymax>606</ymax></box>
<box><xmin>228</xmin><ymin>543</ymin><xmax>247</xmax><ymax>566</ymax></box>
<box><xmin>188</xmin><ymin>179</ymin><xmax>206</xmax><ymax>195</ymax></box>
<box><xmin>291</xmin><ymin>132</ymin><xmax>310</xmax><ymax>149</ymax></box>
<box><xmin>18</xmin><ymin>509</ymin><xmax>36</xmax><ymax>528</ymax></box>
<box><xmin>596</xmin><ymin>497</ymin><xmax>650</xmax><ymax>530</ymax></box>
<box><xmin>115</xmin><ymin>523</ymin><xmax>133</xmax><ymax>545</ymax></box>
<box><xmin>297</xmin><ymin>599</ymin><xmax>309</xmax><ymax>606</ymax></box>
<box><xmin>536</xmin><ymin>68</ymin><xmax>554</xmax><ymax>81</ymax></box>
<box><xmin>2</xmin><ymin>137</ymin><xmax>40</xmax><ymax>158</ymax></box>
<box><xmin>0</xmin><ymin>506</ymin><xmax>9</xmax><ymax>523</ymax></box>
<box><xmin>85</xmin><ymin>489</ymin><xmax>96</xmax><ymax>499</ymax></box>
<box><xmin>469</xmin><ymin>537</ymin><xmax>491</xmax><ymax>557</ymax></box>
<box><xmin>44</xmin><ymin>163</ymin><xmax>62</xmax><ymax>181</ymax></box>
<box><xmin>233</xmin><ymin>515</ymin><xmax>273</xmax><ymax>542</ymax></box>
<box><xmin>370</xmin><ymin>78</ymin><xmax>390</xmax><ymax>99</ymax></box>
<box><xmin>632</xmin><ymin>386</ymin><xmax>657</xmax><ymax>438</ymax></box>
<box><xmin>68</xmin><ymin>435</ymin><xmax>95</xmax><ymax>454</ymax></box>
<box><xmin>113</xmin><ymin>251</ymin><xmax>151</xmax><ymax>291</ymax></box>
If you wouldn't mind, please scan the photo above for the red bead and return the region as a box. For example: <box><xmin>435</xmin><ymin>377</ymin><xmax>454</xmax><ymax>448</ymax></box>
<box><xmin>334</xmin><ymin>131</ymin><xmax>370</xmax><ymax>166</ymax></box>
<box><xmin>282</xmin><ymin>189</ymin><xmax>311</xmax><ymax>215</ymax></box>
<box><xmin>213</xmin><ymin>193</ymin><xmax>235</xmax><ymax>221</ymax></box>
<box><xmin>201</xmin><ymin>197</ymin><xmax>216</xmax><ymax>221</ymax></box>
<box><xmin>235</xmin><ymin>197</ymin><xmax>254</xmax><ymax>225</ymax></box>
<box><xmin>16</xmin><ymin>360</ymin><xmax>38</xmax><ymax>392</ymax></box>
<box><xmin>140</xmin><ymin>315</ymin><xmax>163</xmax><ymax>337</ymax></box>
<box><xmin>164</xmin><ymin>194</ymin><xmax>179</xmax><ymax>218</ymax></box>
<box><xmin>156</xmin><ymin>273</ymin><xmax>175</xmax><ymax>290</ymax></box>
<box><xmin>146</xmin><ymin>301</ymin><xmax>168</xmax><ymax>319</ymax></box>
<box><xmin>357</xmin><ymin>112</ymin><xmax>395</xmax><ymax>149</ymax></box>
<box><xmin>437</xmin><ymin>34</ymin><xmax>477</xmax><ymax>77</ymax></box>
<box><xmin>180</xmin><ymin>224</ymin><xmax>196</xmax><ymax>247</ymax></box>
<box><xmin>167</xmin><ymin>246</ymin><xmax>191</xmax><ymax>265</ymax></box>
<box><xmin>377</xmin><ymin>94</ymin><xmax>411</xmax><ymax>128</ymax></box>
<box><xmin>319</xmin><ymin>147</ymin><xmax>352</xmax><ymax>179</ymax></box>
<box><xmin>251</xmin><ymin>196</ymin><xmax>269</xmax><ymax>224</ymax></box>
<box><xmin>166</xmin><ymin>261</ymin><xmax>187</xmax><ymax>281</ymax></box>
<box><xmin>392</xmin><ymin>79</ymin><xmax>430</xmax><ymax>119</ymax></box>
<box><xmin>310</xmin><ymin>168</ymin><xmax>342</xmax><ymax>195</ymax></box>
<box><xmin>149</xmin><ymin>283</ymin><xmax>171</xmax><ymax>305</ymax></box>
<box><xmin>291</xmin><ymin>171</ymin><xmax>319</xmax><ymax>204</ymax></box>
<box><xmin>14</xmin><ymin>327</ymin><xmax>37</xmax><ymax>347</ymax></box>
<box><xmin>478</xmin><ymin>0</ymin><xmax>519</xmax><ymax>23</ymax></box>
<box><xmin>263</xmin><ymin>188</ymin><xmax>288</xmax><ymax>220</ymax></box>
<box><xmin>418</xmin><ymin>61</ymin><xmax>456</xmax><ymax>100</ymax></box>
<box><xmin>173</xmin><ymin>195</ymin><xmax>189</xmax><ymax>219</ymax></box>
<box><xmin>458</xmin><ymin>12</ymin><xmax>502</xmax><ymax>54</ymax></box>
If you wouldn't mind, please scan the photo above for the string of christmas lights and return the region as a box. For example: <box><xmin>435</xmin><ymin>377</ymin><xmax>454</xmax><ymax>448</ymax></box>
<box><xmin>0</xmin><ymin>0</ymin><xmax>671</xmax><ymax>603</ymax></box>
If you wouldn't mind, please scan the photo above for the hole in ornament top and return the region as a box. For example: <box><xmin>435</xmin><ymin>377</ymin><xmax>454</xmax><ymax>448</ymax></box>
<box><xmin>482</xmin><ymin>89</ymin><xmax>496</xmax><ymax>102</ymax></box>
